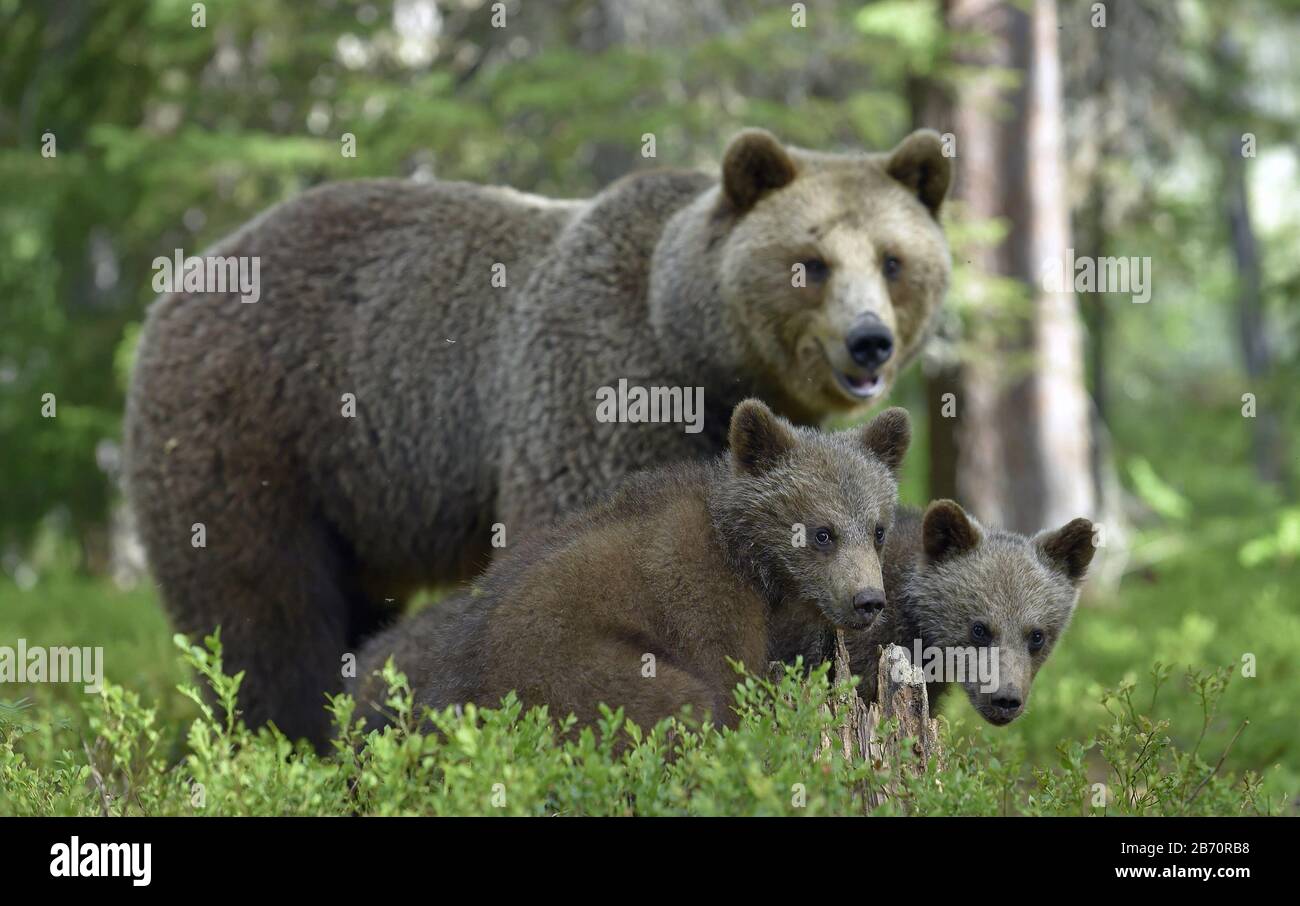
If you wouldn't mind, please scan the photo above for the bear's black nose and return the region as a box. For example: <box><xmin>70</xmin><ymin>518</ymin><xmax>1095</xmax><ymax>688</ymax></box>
<box><xmin>846</xmin><ymin>321</ymin><xmax>894</xmax><ymax>369</ymax></box>
<box><xmin>991</xmin><ymin>693</ymin><xmax>1023</xmax><ymax>714</ymax></box>
<box><xmin>851</xmin><ymin>589</ymin><xmax>886</xmax><ymax>616</ymax></box>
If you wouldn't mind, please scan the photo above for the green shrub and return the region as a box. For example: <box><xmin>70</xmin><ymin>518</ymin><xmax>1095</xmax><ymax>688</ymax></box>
<box><xmin>0</xmin><ymin>633</ymin><xmax>1280</xmax><ymax>816</ymax></box>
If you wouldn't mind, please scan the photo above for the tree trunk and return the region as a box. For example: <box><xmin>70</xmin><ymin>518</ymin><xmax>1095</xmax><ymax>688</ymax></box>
<box><xmin>1216</xmin><ymin>29</ymin><xmax>1286</xmax><ymax>489</ymax></box>
<box><xmin>1026</xmin><ymin>0</ymin><xmax>1094</xmax><ymax>529</ymax></box>
<box><xmin>949</xmin><ymin>0</ymin><xmax>1096</xmax><ymax>533</ymax></box>
<box><xmin>949</xmin><ymin>0</ymin><xmax>1016</xmax><ymax>527</ymax></box>
<box><xmin>925</xmin><ymin>365</ymin><xmax>963</xmax><ymax>501</ymax></box>
<box><xmin>907</xmin><ymin>32</ymin><xmax>962</xmax><ymax>504</ymax></box>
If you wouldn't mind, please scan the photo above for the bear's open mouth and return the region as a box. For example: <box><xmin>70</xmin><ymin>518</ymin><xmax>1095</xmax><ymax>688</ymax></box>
<box><xmin>834</xmin><ymin>369</ymin><xmax>885</xmax><ymax>400</ymax></box>
<box><xmin>815</xmin><ymin>343</ymin><xmax>887</xmax><ymax>402</ymax></box>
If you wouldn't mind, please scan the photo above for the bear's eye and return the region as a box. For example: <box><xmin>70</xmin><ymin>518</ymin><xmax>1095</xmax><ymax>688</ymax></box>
<box><xmin>813</xmin><ymin>527</ymin><xmax>835</xmax><ymax>549</ymax></box>
<box><xmin>801</xmin><ymin>258</ymin><xmax>830</xmax><ymax>284</ymax></box>
<box><xmin>1028</xmin><ymin>630</ymin><xmax>1046</xmax><ymax>651</ymax></box>
<box><xmin>971</xmin><ymin>621</ymin><xmax>991</xmax><ymax>644</ymax></box>
<box><xmin>874</xmin><ymin>524</ymin><xmax>886</xmax><ymax>548</ymax></box>
<box><xmin>882</xmin><ymin>255</ymin><xmax>902</xmax><ymax>281</ymax></box>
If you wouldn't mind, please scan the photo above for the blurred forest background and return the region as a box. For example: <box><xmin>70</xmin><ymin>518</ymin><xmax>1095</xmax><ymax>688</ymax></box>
<box><xmin>1</xmin><ymin>0</ymin><xmax>1297</xmax><ymax>810</ymax></box>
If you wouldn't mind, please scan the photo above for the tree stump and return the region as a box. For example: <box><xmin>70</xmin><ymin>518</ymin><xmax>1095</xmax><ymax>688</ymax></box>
<box><xmin>817</xmin><ymin>631</ymin><xmax>944</xmax><ymax>812</ymax></box>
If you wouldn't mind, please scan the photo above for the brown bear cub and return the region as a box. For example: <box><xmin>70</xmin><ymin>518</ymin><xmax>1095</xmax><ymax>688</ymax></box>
<box><xmin>350</xmin><ymin>401</ymin><xmax>911</xmax><ymax>733</ymax></box>
<box><xmin>774</xmin><ymin>501</ymin><xmax>1095</xmax><ymax>726</ymax></box>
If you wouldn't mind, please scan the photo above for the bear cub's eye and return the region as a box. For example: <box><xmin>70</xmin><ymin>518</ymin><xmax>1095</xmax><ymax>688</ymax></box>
<box><xmin>801</xmin><ymin>258</ymin><xmax>830</xmax><ymax>283</ymax></box>
<box><xmin>813</xmin><ymin>527</ymin><xmax>835</xmax><ymax>549</ymax></box>
<box><xmin>874</xmin><ymin>524</ymin><xmax>886</xmax><ymax>548</ymax></box>
<box><xmin>882</xmin><ymin>254</ymin><xmax>903</xmax><ymax>281</ymax></box>
<box><xmin>971</xmin><ymin>621</ymin><xmax>991</xmax><ymax>644</ymax></box>
<box><xmin>1028</xmin><ymin>630</ymin><xmax>1046</xmax><ymax>651</ymax></box>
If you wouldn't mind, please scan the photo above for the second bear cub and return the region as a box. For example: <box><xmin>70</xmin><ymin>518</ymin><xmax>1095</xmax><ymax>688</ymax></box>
<box><xmin>351</xmin><ymin>400</ymin><xmax>911</xmax><ymax>732</ymax></box>
<box><xmin>773</xmin><ymin>500</ymin><xmax>1095</xmax><ymax>726</ymax></box>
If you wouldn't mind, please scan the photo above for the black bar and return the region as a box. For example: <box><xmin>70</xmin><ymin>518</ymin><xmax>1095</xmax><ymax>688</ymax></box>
<box><xmin>1</xmin><ymin>816</ymin><xmax>1283</xmax><ymax>890</ymax></box>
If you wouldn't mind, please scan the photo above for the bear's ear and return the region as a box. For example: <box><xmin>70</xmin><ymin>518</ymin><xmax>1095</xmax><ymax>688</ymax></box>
<box><xmin>1034</xmin><ymin>518</ymin><xmax>1096</xmax><ymax>586</ymax></box>
<box><xmin>885</xmin><ymin>129</ymin><xmax>951</xmax><ymax>218</ymax></box>
<box><xmin>922</xmin><ymin>499</ymin><xmax>981</xmax><ymax>564</ymax></box>
<box><xmin>729</xmin><ymin>398</ymin><xmax>797</xmax><ymax>475</ymax></box>
<box><xmin>721</xmin><ymin>129</ymin><xmax>798</xmax><ymax>213</ymax></box>
<box><xmin>860</xmin><ymin>407</ymin><xmax>911</xmax><ymax>475</ymax></box>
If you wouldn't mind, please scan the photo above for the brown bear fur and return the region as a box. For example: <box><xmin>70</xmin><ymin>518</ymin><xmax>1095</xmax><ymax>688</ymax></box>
<box><xmin>349</xmin><ymin>402</ymin><xmax>910</xmax><ymax>734</ymax></box>
<box><xmin>125</xmin><ymin>129</ymin><xmax>949</xmax><ymax>745</ymax></box>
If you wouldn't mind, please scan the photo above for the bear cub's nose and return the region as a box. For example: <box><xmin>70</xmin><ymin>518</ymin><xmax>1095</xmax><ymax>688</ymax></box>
<box><xmin>851</xmin><ymin>588</ymin><xmax>886</xmax><ymax>617</ymax></box>
<box><xmin>846</xmin><ymin>321</ymin><xmax>894</xmax><ymax>370</ymax></box>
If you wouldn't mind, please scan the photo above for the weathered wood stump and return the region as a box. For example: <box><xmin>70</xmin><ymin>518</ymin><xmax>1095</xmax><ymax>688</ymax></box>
<box><xmin>775</xmin><ymin>631</ymin><xmax>944</xmax><ymax>812</ymax></box>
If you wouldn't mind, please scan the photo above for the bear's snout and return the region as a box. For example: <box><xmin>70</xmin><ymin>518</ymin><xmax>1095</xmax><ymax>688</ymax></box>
<box><xmin>989</xmin><ymin>689</ymin><xmax>1024</xmax><ymax>722</ymax></box>
<box><xmin>850</xmin><ymin>588</ymin><xmax>886</xmax><ymax>620</ymax></box>
<box><xmin>846</xmin><ymin>318</ymin><xmax>894</xmax><ymax>371</ymax></box>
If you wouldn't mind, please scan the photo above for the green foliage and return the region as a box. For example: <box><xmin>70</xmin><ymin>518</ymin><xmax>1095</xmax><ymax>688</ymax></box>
<box><xmin>0</xmin><ymin>631</ymin><xmax>1277</xmax><ymax>816</ymax></box>
<box><xmin>1238</xmin><ymin>506</ymin><xmax>1300</xmax><ymax>567</ymax></box>
<box><xmin>1087</xmin><ymin>664</ymin><xmax>1266</xmax><ymax>816</ymax></box>
<box><xmin>1128</xmin><ymin>457</ymin><xmax>1192</xmax><ymax>522</ymax></box>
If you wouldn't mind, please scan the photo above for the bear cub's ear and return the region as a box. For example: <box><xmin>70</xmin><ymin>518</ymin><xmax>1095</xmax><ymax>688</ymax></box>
<box><xmin>922</xmin><ymin>499</ymin><xmax>981</xmax><ymax>564</ymax></box>
<box><xmin>860</xmin><ymin>407</ymin><xmax>911</xmax><ymax>475</ymax></box>
<box><xmin>721</xmin><ymin>129</ymin><xmax>798</xmax><ymax>212</ymax></box>
<box><xmin>729</xmin><ymin>398</ymin><xmax>798</xmax><ymax>476</ymax></box>
<box><xmin>885</xmin><ymin>129</ymin><xmax>951</xmax><ymax>218</ymax></box>
<box><xmin>1034</xmin><ymin>518</ymin><xmax>1096</xmax><ymax>585</ymax></box>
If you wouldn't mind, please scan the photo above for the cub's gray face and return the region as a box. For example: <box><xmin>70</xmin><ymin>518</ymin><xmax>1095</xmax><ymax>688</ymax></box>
<box><xmin>908</xmin><ymin>501</ymin><xmax>1096</xmax><ymax>726</ymax></box>
<box><xmin>716</xmin><ymin>129</ymin><xmax>952</xmax><ymax>417</ymax></box>
<box><xmin>717</xmin><ymin>400</ymin><xmax>910</xmax><ymax>630</ymax></box>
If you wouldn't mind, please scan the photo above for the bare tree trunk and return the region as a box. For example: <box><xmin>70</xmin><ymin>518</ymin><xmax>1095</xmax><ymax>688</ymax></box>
<box><xmin>908</xmin><ymin>27</ymin><xmax>963</xmax><ymax>503</ymax></box>
<box><xmin>1223</xmin><ymin>138</ymin><xmax>1284</xmax><ymax>488</ymax></box>
<box><xmin>1063</xmin><ymin>3</ymin><xmax>1135</xmax><ymax>592</ymax></box>
<box><xmin>1078</xmin><ymin>186</ymin><xmax>1108</xmax><ymax>478</ymax></box>
<box><xmin>949</xmin><ymin>0</ymin><xmax>1096</xmax><ymax>533</ymax></box>
<box><xmin>950</xmin><ymin>0</ymin><xmax>1015</xmax><ymax>527</ymax></box>
<box><xmin>1215</xmin><ymin>27</ymin><xmax>1286</xmax><ymax>489</ymax></box>
<box><xmin>1026</xmin><ymin>0</ymin><xmax>1094</xmax><ymax>530</ymax></box>
<box><xmin>925</xmin><ymin>365</ymin><xmax>963</xmax><ymax>501</ymax></box>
